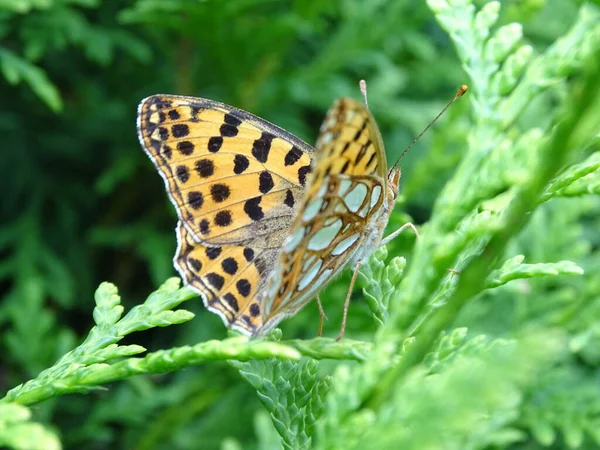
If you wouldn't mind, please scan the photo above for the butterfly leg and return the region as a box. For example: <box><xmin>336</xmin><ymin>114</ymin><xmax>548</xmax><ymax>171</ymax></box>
<box><xmin>336</xmin><ymin>260</ymin><xmax>363</xmax><ymax>341</ymax></box>
<box><xmin>316</xmin><ymin>294</ymin><xmax>328</xmax><ymax>337</ymax></box>
<box><xmin>379</xmin><ymin>222</ymin><xmax>419</xmax><ymax>247</ymax></box>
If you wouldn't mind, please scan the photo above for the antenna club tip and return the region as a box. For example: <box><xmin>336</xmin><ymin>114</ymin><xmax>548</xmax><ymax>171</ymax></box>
<box><xmin>359</xmin><ymin>80</ymin><xmax>368</xmax><ymax>97</ymax></box>
<box><xmin>457</xmin><ymin>84</ymin><xmax>469</xmax><ymax>97</ymax></box>
<box><xmin>359</xmin><ymin>79</ymin><xmax>369</xmax><ymax>108</ymax></box>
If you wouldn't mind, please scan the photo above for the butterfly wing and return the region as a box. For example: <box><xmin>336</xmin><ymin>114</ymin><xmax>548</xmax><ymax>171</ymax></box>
<box><xmin>137</xmin><ymin>95</ymin><xmax>314</xmax><ymax>245</ymax></box>
<box><xmin>259</xmin><ymin>97</ymin><xmax>394</xmax><ymax>332</ymax></box>
<box><xmin>138</xmin><ymin>95</ymin><xmax>315</xmax><ymax>335</ymax></box>
<box><xmin>175</xmin><ymin>222</ymin><xmax>283</xmax><ymax>334</ymax></box>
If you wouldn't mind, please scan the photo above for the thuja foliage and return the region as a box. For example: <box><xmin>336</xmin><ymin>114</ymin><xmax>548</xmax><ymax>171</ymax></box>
<box><xmin>1</xmin><ymin>0</ymin><xmax>599</xmax><ymax>449</ymax></box>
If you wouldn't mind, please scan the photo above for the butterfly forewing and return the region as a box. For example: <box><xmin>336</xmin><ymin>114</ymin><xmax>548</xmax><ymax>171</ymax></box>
<box><xmin>137</xmin><ymin>95</ymin><xmax>314</xmax><ymax>244</ymax></box>
<box><xmin>259</xmin><ymin>98</ymin><xmax>392</xmax><ymax>331</ymax></box>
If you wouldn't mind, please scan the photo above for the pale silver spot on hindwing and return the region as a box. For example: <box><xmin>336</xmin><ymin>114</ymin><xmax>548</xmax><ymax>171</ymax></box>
<box><xmin>338</xmin><ymin>179</ymin><xmax>352</xmax><ymax>197</ymax></box>
<box><xmin>265</xmin><ymin>268</ymin><xmax>285</xmax><ymax>316</ymax></box>
<box><xmin>331</xmin><ymin>233</ymin><xmax>361</xmax><ymax>256</ymax></box>
<box><xmin>298</xmin><ymin>259</ymin><xmax>323</xmax><ymax>290</ymax></box>
<box><xmin>316</xmin><ymin>182</ymin><xmax>328</xmax><ymax>198</ymax></box>
<box><xmin>307</xmin><ymin>218</ymin><xmax>343</xmax><ymax>251</ymax></box>
<box><xmin>313</xmin><ymin>268</ymin><xmax>333</xmax><ymax>291</ymax></box>
<box><xmin>345</xmin><ymin>183</ymin><xmax>368</xmax><ymax>213</ymax></box>
<box><xmin>357</xmin><ymin>198</ymin><xmax>370</xmax><ymax>218</ymax></box>
<box><xmin>302</xmin><ymin>254</ymin><xmax>318</xmax><ymax>271</ymax></box>
<box><xmin>302</xmin><ymin>198</ymin><xmax>323</xmax><ymax>222</ymax></box>
<box><xmin>285</xmin><ymin>227</ymin><xmax>304</xmax><ymax>252</ymax></box>
<box><xmin>370</xmin><ymin>185</ymin><xmax>382</xmax><ymax>209</ymax></box>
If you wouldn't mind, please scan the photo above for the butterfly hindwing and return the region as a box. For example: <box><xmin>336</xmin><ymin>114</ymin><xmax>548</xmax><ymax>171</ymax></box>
<box><xmin>175</xmin><ymin>222</ymin><xmax>279</xmax><ymax>334</ymax></box>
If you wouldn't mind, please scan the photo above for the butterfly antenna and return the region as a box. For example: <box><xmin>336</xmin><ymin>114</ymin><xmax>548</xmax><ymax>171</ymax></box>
<box><xmin>359</xmin><ymin>79</ymin><xmax>369</xmax><ymax>110</ymax></box>
<box><xmin>391</xmin><ymin>84</ymin><xmax>468</xmax><ymax>171</ymax></box>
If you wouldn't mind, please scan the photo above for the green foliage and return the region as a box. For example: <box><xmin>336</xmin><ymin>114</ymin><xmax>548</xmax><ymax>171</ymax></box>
<box><xmin>0</xmin><ymin>403</ymin><xmax>61</xmax><ymax>450</ymax></box>
<box><xmin>1</xmin><ymin>0</ymin><xmax>600</xmax><ymax>449</ymax></box>
<box><xmin>358</xmin><ymin>246</ymin><xmax>406</xmax><ymax>325</ymax></box>
<box><xmin>230</xmin><ymin>332</ymin><xmax>331</xmax><ymax>450</ymax></box>
<box><xmin>486</xmin><ymin>254</ymin><xmax>583</xmax><ymax>289</ymax></box>
<box><xmin>2</xmin><ymin>280</ymin><xmax>302</xmax><ymax>407</ymax></box>
<box><xmin>318</xmin><ymin>331</ymin><xmax>564</xmax><ymax>449</ymax></box>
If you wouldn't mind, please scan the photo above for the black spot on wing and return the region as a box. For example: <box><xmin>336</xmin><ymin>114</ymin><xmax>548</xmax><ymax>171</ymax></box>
<box><xmin>172</xmin><ymin>124</ymin><xmax>189</xmax><ymax>138</ymax></box>
<box><xmin>233</xmin><ymin>154</ymin><xmax>250</xmax><ymax>174</ymax></box>
<box><xmin>189</xmin><ymin>258</ymin><xmax>202</xmax><ymax>272</ymax></box>
<box><xmin>258</xmin><ymin>171</ymin><xmax>274</xmax><ymax>194</ymax></box>
<box><xmin>365</xmin><ymin>149</ymin><xmax>377</xmax><ymax>170</ymax></box>
<box><xmin>223</xmin><ymin>293</ymin><xmax>239</xmax><ymax>312</ymax></box>
<box><xmin>214</xmin><ymin>210</ymin><xmax>232</xmax><ymax>227</ymax></box>
<box><xmin>176</xmin><ymin>165</ymin><xmax>190</xmax><ymax>183</ymax></box>
<box><xmin>243</xmin><ymin>248</ymin><xmax>254</xmax><ymax>262</ymax></box>
<box><xmin>340</xmin><ymin>160</ymin><xmax>350</xmax><ymax>174</ymax></box>
<box><xmin>353</xmin><ymin>120</ymin><xmax>367</xmax><ymax>141</ymax></box>
<box><xmin>177</xmin><ymin>141</ymin><xmax>194</xmax><ymax>155</ymax></box>
<box><xmin>208</xmin><ymin>136</ymin><xmax>223</xmax><ymax>152</ymax></box>
<box><xmin>284</xmin><ymin>146</ymin><xmax>302</xmax><ymax>166</ymax></box>
<box><xmin>221</xmin><ymin>257</ymin><xmax>238</xmax><ymax>275</ymax></box>
<box><xmin>190</xmin><ymin>107</ymin><xmax>201</xmax><ymax>122</ymax></box>
<box><xmin>195</xmin><ymin>159</ymin><xmax>214</xmax><ymax>178</ymax></box>
<box><xmin>355</xmin><ymin>144</ymin><xmax>368</xmax><ymax>164</ymax></box>
<box><xmin>252</xmin><ymin>132</ymin><xmax>274</xmax><ymax>163</ymax></box>
<box><xmin>284</xmin><ymin>189</ymin><xmax>294</xmax><ymax>208</ymax></box>
<box><xmin>220</xmin><ymin>113</ymin><xmax>241</xmax><ymax>137</ymax></box>
<box><xmin>206</xmin><ymin>246</ymin><xmax>222</xmax><ymax>259</ymax></box>
<box><xmin>236</xmin><ymin>279</ymin><xmax>251</xmax><ymax>297</ymax></box>
<box><xmin>206</xmin><ymin>273</ymin><xmax>224</xmax><ymax>289</ymax></box>
<box><xmin>187</xmin><ymin>191</ymin><xmax>203</xmax><ymax>210</ymax></box>
<box><xmin>199</xmin><ymin>219</ymin><xmax>210</xmax><ymax>235</ymax></box>
<box><xmin>158</xmin><ymin>127</ymin><xmax>169</xmax><ymax>140</ymax></box>
<box><xmin>244</xmin><ymin>197</ymin><xmax>264</xmax><ymax>221</ymax></box>
<box><xmin>249</xmin><ymin>303</ymin><xmax>260</xmax><ymax>317</ymax></box>
<box><xmin>211</xmin><ymin>183</ymin><xmax>231</xmax><ymax>202</ymax></box>
<box><xmin>298</xmin><ymin>165</ymin><xmax>311</xmax><ymax>186</ymax></box>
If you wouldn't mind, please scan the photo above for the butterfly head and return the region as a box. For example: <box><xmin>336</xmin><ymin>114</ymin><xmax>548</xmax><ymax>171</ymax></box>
<box><xmin>387</xmin><ymin>166</ymin><xmax>401</xmax><ymax>200</ymax></box>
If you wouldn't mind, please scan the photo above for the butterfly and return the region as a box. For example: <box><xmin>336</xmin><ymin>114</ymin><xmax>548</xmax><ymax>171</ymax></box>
<box><xmin>137</xmin><ymin>88</ymin><xmax>412</xmax><ymax>338</ymax></box>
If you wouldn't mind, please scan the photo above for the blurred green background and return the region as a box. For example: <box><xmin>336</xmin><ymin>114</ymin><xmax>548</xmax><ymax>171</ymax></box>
<box><xmin>0</xmin><ymin>0</ymin><xmax>594</xmax><ymax>449</ymax></box>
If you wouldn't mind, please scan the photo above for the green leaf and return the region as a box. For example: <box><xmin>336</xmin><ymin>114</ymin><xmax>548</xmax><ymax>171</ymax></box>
<box><xmin>0</xmin><ymin>48</ymin><xmax>62</xmax><ymax>111</ymax></box>
<box><xmin>0</xmin><ymin>403</ymin><xmax>61</xmax><ymax>450</ymax></box>
<box><xmin>486</xmin><ymin>255</ymin><xmax>584</xmax><ymax>289</ymax></box>
<box><xmin>542</xmin><ymin>151</ymin><xmax>600</xmax><ymax>201</ymax></box>
<box><xmin>231</xmin><ymin>357</ymin><xmax>331</xmax><ymax>450</ymax></box>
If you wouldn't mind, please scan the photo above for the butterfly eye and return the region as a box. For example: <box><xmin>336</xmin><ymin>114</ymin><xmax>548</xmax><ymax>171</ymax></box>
<box><xmin>387</xmin><ymin>168</ymin><xmax>401</xmax><ymax>194</ymax></box>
